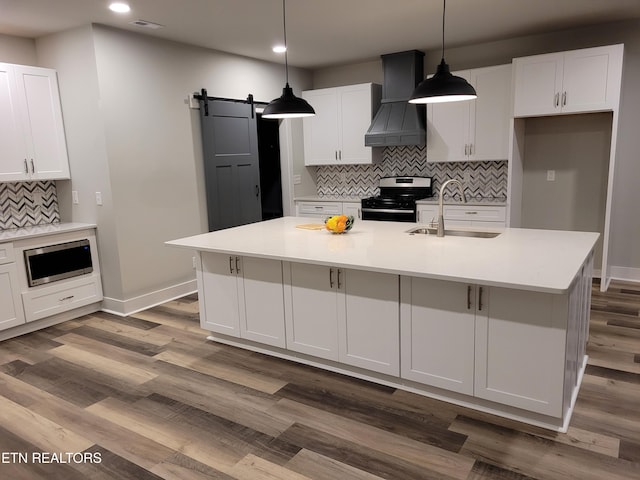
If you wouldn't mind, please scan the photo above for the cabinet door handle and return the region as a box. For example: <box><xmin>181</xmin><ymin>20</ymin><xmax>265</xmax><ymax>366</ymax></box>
<box><xmin>24</xmin><ymin>159</ymin><xmax>29</xmax><ymax>174</ymax></box>
<box><xmin>562</xmin><ymin>91</ymin><xmax>567</xmax><ymax>106</ymax></box>
<box><xmin>337</xmin><ymin>269</ymin><xmax>342</xmax><ymax>289</ymax></box>
<box><xmin>357</xmin><ymin>208</ymin><xmax>361</xmax><ymax>219</ymax></box>
<box><xmin>469</xmin><ymin>143</ymin><xmax>473</xmax><ymax>156</ymax></box>
<box><xmin>235</xmin><ymin>256</ymin><xmax>240</xmax><ymax>274</ymax></box>
<box><xmin>478</xmin><ymin>286</ymin><xmax>484</xmax><ymax>311</ymax></box>
<box><xmin>30</xmin><ymin>159</ymin><xmax>35</xmax><ymax>174</ymax></box>
<box><xmin>335</xmin><ymin>151</ymin><xmax>338</xmax><ymax>160</ymax></box>
<box><xmin>467</xmin><ymin>285</ymin><xmax>472</xmax><ymax>310</ymax></box>
<box><xmin>554</xmin><ymin>92</ymin><xmax>559</xmax><ymax>107</ymax></box>
<box><xmin>229</xmin><ymin>256</ymin><xmax>234</xmax><ymax>274</ymax></box>
<box><xmin>464</xmin><ymin>144</ymin><xmax>468</xmax><ymax>156</ymax></box>
<box><xmin>329</xmin><ymin>268</ymin><xmax>334</xmax><ymax>288</ymax></box>
<box><xmin>339</xmin><ymin>150</ymin><xmax>342</xmax><ymax>160</ymax></box>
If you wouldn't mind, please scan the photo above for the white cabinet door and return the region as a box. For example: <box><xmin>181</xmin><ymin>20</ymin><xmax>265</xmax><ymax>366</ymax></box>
<box><xmin>416</xmin><ymin>205</ymin><xmax>438</xmax><ymax>224</ymax></box>
<box><xmin>199</xmin><ymin>253</ymin><xmax>286</xmax><ymax>348</ymax></box>
<box><xmin>0</xmin><ymin>263</ymin><xmax>26</xmax><ymax>331</ymax></box>
<box><xmin>427</xmin><ymin>65</ymin><xmax>511</xmax><ymax>162</ymax></box>
<box><xmin>513</xmin><ymin>44</ymin><xmax>623</xmax><ymax>117</ymax></box>
<box><xmin>340</xmin><ymin>269</ymin><xmax>399</xmax><ymax>376</ymax></box>
<box><xmin>0</xmin><ymin>64</ymin><xmax>28</xmax><ymax>182</ymax></box>
<box><xmin>240</xmin><ymin>256</ymin><xmax>286</xmax><ymax>348</ymax></box>
<box><xmin>513</xmin><ymin>53</ymin><xmax>563</xmax><ymax>117</ymax></box>
<box><xmin>286</xmin><ymin>262</ymin><xmax>340</xmax><ymax>360</ymax></box>
<box><xmin>14</xmin><ymin>65</ymin><xmax>70</xmax><ymax>180</ymax></box>
<box><xmin>426</xmin><ymin>72</ymin><xmax>471</xmax><ymax>162</ymax></box>
<box><xmin>198</xmin><ymin>253</ymin><xmax>242</xmax><ymax>336</ymax></box>
<box><xmin>341</xmin><ymin>201</ymin><xmax>361</xmax><ymax>219</ymax></box>
<box><xmin>475</xmin><ymin>287</ymin><xmax>567</xmax><ymax>417</ymax></box>
<box><xmin>303</xmin><ymin>83</ymin><xmax>380</xmax><ymax>166</ymax></box>
<box><xmin>469</xmin><ymin>65</ymin><xmax>512</xmax><ymax>161</ymax></box>
<box><xmin>400</xmin><ymin>277</ymin><xmax>475</xmax><ymax>394</ymax></box>
<box><xmin>301</xmin><ymin>89</ymin><xmax>340</xmax><ymax>165</ymax></box>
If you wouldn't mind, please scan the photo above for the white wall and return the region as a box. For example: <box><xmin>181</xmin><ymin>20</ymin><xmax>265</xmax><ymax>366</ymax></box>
<box><xmin>0</xmin><ymin>34</ymin><xmax>36</xmax><ymax>64</ymax></box>
<box><xmin>312</xmin><ymin>19</ymin><xmax>640</xmax><ymax>277</ymax></box>
<box><xmin>34</xmin><ymin>24</ymin><xmax>312</xmax><ymax>313</ymax></box>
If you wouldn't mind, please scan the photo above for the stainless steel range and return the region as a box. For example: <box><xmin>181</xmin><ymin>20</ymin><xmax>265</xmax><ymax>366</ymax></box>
<box><xmin>361</xmin><ymin>176</ymin><xmax>433</xmax><ymax>222</ymax></box>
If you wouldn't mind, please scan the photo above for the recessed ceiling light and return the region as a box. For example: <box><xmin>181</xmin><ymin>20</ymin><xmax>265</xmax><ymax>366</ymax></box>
<box><xmin>109</xmin><ymin>2</ymin><xmax>131</xmax><ymax>13</ymax></box>
<box><xmin>272</xmin><ymin>45</ymin><xmax>287</xmax><ymax>53</ymax></box>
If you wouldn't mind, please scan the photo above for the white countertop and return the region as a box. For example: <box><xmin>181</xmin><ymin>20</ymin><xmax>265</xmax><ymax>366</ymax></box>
<box><xmin>0</xmin><ymin>222</ymin><xmax>97</xmax><ymax>242</ymax></box>
<box><xmin>167</xmin><ymin>217</ymin><xmax>598</xmax><ymax>294</ymax></box>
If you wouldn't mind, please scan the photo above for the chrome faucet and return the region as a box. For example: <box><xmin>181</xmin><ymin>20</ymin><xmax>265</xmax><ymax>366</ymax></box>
<box><xmin>437</xmin><ymin>179</ymin><xmax>467</xmax><ymax>237</ymax></box>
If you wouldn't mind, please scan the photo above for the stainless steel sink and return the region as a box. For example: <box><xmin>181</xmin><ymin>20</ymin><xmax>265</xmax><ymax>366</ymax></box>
<box><xmin>406</xmin><ymin>227</ymin><xmax>501</xmax><ymax>238</ymax></box>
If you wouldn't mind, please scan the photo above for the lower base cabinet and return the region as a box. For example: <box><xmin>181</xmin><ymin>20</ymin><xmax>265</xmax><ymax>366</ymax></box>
<box><xmin>400</xmin><ymin>277</ymin><xmax>478</xmax><ymax>395</ymax></box>
<box><xmin>198</xmin><ymin>253</ymin><xmax>286</xmax><ymax>348</ymax></box>
<box><xmin>284</xmin><ymin>262</ymin><xmax>399</xmax><ymax>375</ymax></box>
<box><xmin>0</xmin><ymin>263</ymin><xmax>25</xmax><ymax>331</ymax></box>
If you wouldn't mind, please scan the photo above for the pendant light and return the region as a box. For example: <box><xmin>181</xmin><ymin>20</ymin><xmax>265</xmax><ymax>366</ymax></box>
<box><xmin>409</xmin><ymin>0</ymin><xmax>477</xmax><ymax>104</ymax></box>
<box><xmin>262</xmin><ymin>0</ymin><xmax>315</xmax><ymax>118</ymax></box>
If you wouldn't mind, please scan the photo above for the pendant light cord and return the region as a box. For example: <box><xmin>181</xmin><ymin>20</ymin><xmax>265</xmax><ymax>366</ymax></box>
<box><xmin>441</xmin><ymin>0</ymin><xmax>446</xmax><ymax>61</ymax></box>
<box><xmin>282</xmin><ymin>0</ymin><xmax>289</xmax><ymax>85</ymax></box>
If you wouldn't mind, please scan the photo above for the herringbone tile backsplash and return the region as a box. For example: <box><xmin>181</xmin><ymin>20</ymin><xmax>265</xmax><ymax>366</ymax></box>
<box><xmin>0</xmin><ymin>181</ymin><xmax>60</xmax><ymax>230</ymax></box>
<box><xmin>316</xmin><ymin>145</ymin><xmax>508</xmax><ymax>200</ymax></box>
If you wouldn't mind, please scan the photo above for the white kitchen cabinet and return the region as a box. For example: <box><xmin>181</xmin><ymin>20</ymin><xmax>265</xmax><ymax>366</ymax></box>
<box><xmin>302</xmin><ymin>83</ymin><xmax>382</xmax><ymax>165</ymax></box>
<box><xmin>296</xmin><ymin>200</ymin><xmax>361</xmax><ymax>219</ymax></box>
<box><xmin>513</xmin><ymin>44</ymin><xmax>623</xmax><ymax>117</ymax></box>
<box><xmin>284</xmin><ymin>262</ymin><xmax>400</xmax><ymax>375</ymax></box>
<box><xmin>442</xmin><ymin>205</ymin><xmax>506</xmax><ymax>228</ymax></box>
<box><xmin>0</xmin><ymin>242</ymin><xmax>25</xmax><ymax>331</ymax></box>
<box><xmin>400</xmin><ymin>277</ymin><xmax>478</xmax><ymax>395</ymax></box>
<box><xmin>0</xmin><ymin>63</ymin><xmax>70</xmax><ymax>182</ymax></box>
<box><xmin>474</xmin><ymin>286</ymin><xmax>569</xmax><ymax>417</ymax></box>
<box><xmin>416</xmin><ymin>205</ymin><xmax>438</xmax><ymax>224</ymax></box>
<box><xmin>427</xmin><ymin>64</ymin><xmax>511</xmax><ymax>163</ymax></box>
<box><xmin>198</xmin><ymin>253</ymin><xmax>286</xmax><ymax>348</ymax></box>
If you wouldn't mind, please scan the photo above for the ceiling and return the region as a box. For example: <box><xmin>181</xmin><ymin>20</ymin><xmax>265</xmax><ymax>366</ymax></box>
<box><xmin>2</xmin><ymin>0</ymin><xmax>640</xmax><ymax>69</ymax></box>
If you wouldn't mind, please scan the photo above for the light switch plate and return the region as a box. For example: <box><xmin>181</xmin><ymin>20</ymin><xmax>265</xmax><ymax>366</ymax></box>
<box><xmin>547</xmin><ymin>170</ymin><xmax>556</xmax><ymax>181</ymax></box>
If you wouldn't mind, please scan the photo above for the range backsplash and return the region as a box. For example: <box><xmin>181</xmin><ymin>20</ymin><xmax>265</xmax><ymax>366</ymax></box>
<box><xmin>316</xmin><ymin>145</ymin><xmax>508</xmax><ymax>200</ymax></box>
<box><xmin>0</xmin><ymin>181</ymin><xmax>60</xmax><ymax>230</ymax></box>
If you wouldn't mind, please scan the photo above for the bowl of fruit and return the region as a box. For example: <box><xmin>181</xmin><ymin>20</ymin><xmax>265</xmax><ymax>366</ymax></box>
<box><xmin>324</xmin><ymin>215</ymin><xmax>355</xmax><ymax>234</ymax></box>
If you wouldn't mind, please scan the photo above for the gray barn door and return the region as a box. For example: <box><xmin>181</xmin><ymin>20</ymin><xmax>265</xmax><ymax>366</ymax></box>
<box><xmin>200</xmin><ymin>99</ymin><xmax>262</xmax><ymax>231</ymax></box>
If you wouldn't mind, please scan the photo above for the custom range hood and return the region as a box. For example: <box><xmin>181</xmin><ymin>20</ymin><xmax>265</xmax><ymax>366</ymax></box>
<box><xmin>365</xmin><ymin>50</ymin><xmax>426</xmax><ymax>147</ymax></box>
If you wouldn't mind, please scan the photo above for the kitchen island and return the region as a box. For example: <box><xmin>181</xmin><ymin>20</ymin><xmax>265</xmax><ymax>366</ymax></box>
<box><xmin>167</xmin><ymin>216</ymin><xmax>598</xmax><ymax>431</ymax></box>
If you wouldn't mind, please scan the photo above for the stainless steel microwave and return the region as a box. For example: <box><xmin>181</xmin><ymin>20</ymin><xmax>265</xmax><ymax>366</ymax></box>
<box><xmin>24</xmin><ymin>239</ymin><xmax>93</xmax><ymax>287</ymax></box>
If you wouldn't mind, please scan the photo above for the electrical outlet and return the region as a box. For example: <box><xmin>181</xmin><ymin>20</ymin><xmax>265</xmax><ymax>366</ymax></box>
<box><xmin>463</xmin><ymin>171</ymin><xmax>471</xmax><ymax>183</ymax></box>
<box><xmin>293</xmin><ymin>174</ymin><xmax>301</xmax><ymax>185</ymax></box>
<box><xmin>32</xmin><ymin>191</ymin><xmax>42</xmax><ymax>206</ymax></box>
<box><xmin>547</xmin><ymin>170</ymin><xmax>556</xmax><ymax>181</ymax></box>
<box><xmin>72</xmin><ymin>191</ymin><xmax>79</xmax><ymax>204</ymax></box>
<box><xmin>192</xmin><ymin>256</ymin><xmax>197</xmax><ymax>269</ymax></box>
<box><xmin>95</xmin><ymin>192</ymin><xmax>103</xmax><ymax>205</ymax></box>
<box><xmin>340</xmin><ymin>172</ymin><xmax>347</xmax><ymax>184</ymax></box>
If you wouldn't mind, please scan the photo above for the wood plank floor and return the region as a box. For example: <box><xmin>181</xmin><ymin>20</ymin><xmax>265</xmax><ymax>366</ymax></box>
<box><xmin>1</xmin><ymin>281</ymin><xmax>639</xmax><ymax>479</ymax></box>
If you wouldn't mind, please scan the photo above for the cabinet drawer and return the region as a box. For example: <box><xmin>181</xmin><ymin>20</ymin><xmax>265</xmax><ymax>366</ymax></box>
<box><xmin>297</xmin><ymin>202</ymin><xmax>343</xmax><ymax>217</ymax></box>
<box><xmin>444</xmin><ymin>205</ymin><xmax>506</xmax><ymax>223</ymax></box>
<box><xmin>22</xmin><ymin>274</ymin><xmax>103</xmax><ymax>322</ymax></box>
<box><xmin>0</xmin><ymin>242</ymin><xmax>15</xmax><ymax>265</ymax></box>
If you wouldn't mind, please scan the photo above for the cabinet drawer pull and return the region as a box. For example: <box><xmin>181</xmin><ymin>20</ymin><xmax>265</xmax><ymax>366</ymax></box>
<box><xmin>478</xmin><ymin>286</ymin><xmax>484</xmax><ymax>311</ymax></box>
<box><xmin>465</xmin><ymin>211</ymin><xmax>478</xmax><ymax>215</ymax></box>
<box><xmin>229</xmin><ymin>256</ymin><xmax>234</xmax><ymax>274</ymax></box>
<box><xmin>235</xmin><ymin>256</ymin><xmax>240</xmax><ymax>274</ymax></box>
<box><xmin>59</xmin><ymin>295</ymin><xmax>74</xmax><ymax>302</ymax></box>
<box><xmin>337</xmin><ymin>269</ymin><xmax>342</xmax><ymax>289</ymax></box>
<box><xmin>329</xmin><ymin>268</ymin><xmax>334</xmax><ymax>288</ymax></box>
<box><xmin>467</xmin><ymin>285</ymin><xmax>472</xmax><ymax>310</ymax></box>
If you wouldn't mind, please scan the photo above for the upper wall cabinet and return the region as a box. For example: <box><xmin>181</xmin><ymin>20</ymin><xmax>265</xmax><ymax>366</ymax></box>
<box><xmin>0</xmin><ymin>63</ymin><xmax>70</xmax><ymax>182</ymax></box>
<box><xmin>426</xmin><ymin>64</ymin><xmax>512</xmax><ymax>163</ymax></box>
<box><xmin>513</xmin><ymin>44</ymin><xmax>624</xmax><ymax>118</ymax></box>
<box><xmin>302</xmin><ymin>83</ymin><xmax>382</xmax><ymax>166</ymax></box>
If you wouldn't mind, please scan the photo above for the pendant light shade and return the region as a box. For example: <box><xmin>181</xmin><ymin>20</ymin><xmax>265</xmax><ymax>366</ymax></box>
<box><xmin>409</xmin><ymin>0</ymin><xmax>476</xmax><ymax>104</ymax></box>
<box><xmin>262</xmin><ymin>0</ymin><xmax>315</xmax><ymax>119</ymax></box>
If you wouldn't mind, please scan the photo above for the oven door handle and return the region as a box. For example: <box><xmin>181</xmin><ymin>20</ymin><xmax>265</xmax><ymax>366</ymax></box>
<box><xmin>361</xmin><ymin>207</ymin><xmax>414</xmax><ymax>214</ymax></box>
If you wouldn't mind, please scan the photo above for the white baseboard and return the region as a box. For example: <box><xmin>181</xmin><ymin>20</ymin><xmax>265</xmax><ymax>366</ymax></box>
<box><xmin>608</xmin><ymin>266</ymin><xmax>640</xmax><ymax>284</ymax></box>
<box><xmin>101</xmin><ymin>280</ymin><xmax>197</xmax><ymax>317</ymax></box>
